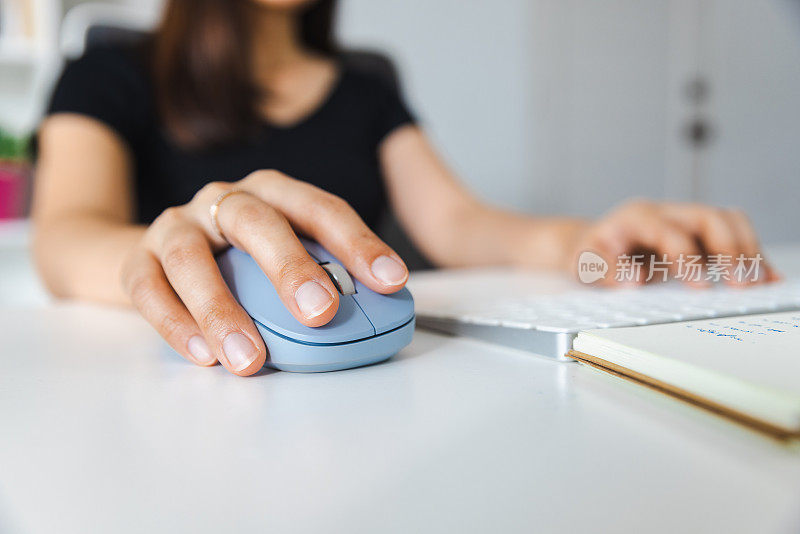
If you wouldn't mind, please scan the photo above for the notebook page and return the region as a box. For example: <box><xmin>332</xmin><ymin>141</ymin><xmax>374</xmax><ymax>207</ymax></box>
<box><xmin>579</xmin><ymin>312</ymin><xmax>800</xmax><ymax>395</ymax></box>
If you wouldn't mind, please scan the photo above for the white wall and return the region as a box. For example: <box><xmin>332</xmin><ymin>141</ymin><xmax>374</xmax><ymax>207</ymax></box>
<box><xmin>339</xmin><ymin>0</ymin><xmax>679</xmax><ymax>218</ymax></box>
<box><xmin>340</xmin><ymin>0</ymin><xmax>800</xmax><ymax>242</ymax></box>
<box><xmin>704</xmin><ymin>0</ymin><xmax>800</xmax><ymax>242</ymax></box>
<box><xmin>338</xmin><ymin>0</ymin><xmax>542</xmax><ymax>212</ymax></box>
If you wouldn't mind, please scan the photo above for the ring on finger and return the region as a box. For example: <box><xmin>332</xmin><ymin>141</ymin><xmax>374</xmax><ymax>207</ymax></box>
<box><xmin>209</xmin><ymin>189</ymin><xmax>246</xmax><ymax>242</ymax></box>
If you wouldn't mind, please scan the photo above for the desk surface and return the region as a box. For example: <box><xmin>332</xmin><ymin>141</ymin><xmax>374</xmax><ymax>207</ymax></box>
<box><xmin>2</xmin><ymin>222</ymin><xmax>800</xmax><ymax>533</ymax></box>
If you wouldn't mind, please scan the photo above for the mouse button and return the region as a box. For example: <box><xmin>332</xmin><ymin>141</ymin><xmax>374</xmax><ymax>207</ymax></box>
<box><xmin>269</xmin><ymin>295</ymin><xmax>373</xmax><ymax>344</ymax></box>
<box><xmin>351</xmin><ymin>280</ymin><xmax>415</xmax><ymax>334</ymax></box>
<box><xmin>298</xmin><ymin>238</ymin><xmax>355</xmax><ymax>295</ymax></box>
<box><xmin>320</xmin><ymin>262</ymin><xmax>356</xmax><ymax>295</ymax></box>
<box><xmin>217</xmin><ymin>248</ymin><xmax>374</xmax><ymax>344</ymax></box>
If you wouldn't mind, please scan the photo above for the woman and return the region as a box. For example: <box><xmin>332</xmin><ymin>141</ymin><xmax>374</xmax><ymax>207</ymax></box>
<box><xmin>33</xmin><ymin>0</ymin><xmax>775</xmax><ymax>376</ymax></box>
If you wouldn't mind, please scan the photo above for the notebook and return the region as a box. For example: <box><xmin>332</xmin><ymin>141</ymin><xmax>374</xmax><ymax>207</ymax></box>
<box><xmin>567</xmin><ymin>311</ymin><xmax>800</xmax><ymax>439</ymax></box>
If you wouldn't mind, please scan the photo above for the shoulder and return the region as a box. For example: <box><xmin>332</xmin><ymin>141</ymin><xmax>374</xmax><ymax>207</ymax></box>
<box><xmin>339</xmin><ymin>51</ymin><xmax>402</xmax><ymax>95</ymax></box>
<box><xmin>55</xmin><ymin>42</ymin><xmax>150</xmax><ymax>100</ymax></box>
<box><xmin>68</xmin><ymin>41</ymin><xmax>148</xmax><ymax>81</ymax></box>
<box><xmin>48</xmin><ymin>41</ymin><xmax>153</xmax><ymax>146</ymax></box>
<box><xmin>335</xmin><ymin>52</ymin><xmax>416</xmax><ymax>143</ymax></box>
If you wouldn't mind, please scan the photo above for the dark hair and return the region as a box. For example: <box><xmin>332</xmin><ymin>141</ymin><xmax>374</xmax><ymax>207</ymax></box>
<box><xmin>153</xmin><ymin>0</ymin><xmax>337</xmax><ymax>148</ymax></box>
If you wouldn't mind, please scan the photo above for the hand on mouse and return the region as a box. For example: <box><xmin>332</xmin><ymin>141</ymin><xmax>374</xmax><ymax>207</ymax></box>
<box><xmin>120</xmin><ymin>170</ymin><xmax>409</xmax><ymax>376</ymax></box>
<box><xmin>565</xmin><ymin>199</ymin><xmax>780</xmax><ymax>286</ymax></box>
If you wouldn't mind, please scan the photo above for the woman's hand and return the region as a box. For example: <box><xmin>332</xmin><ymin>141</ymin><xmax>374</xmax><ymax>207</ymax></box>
<box><xmin>120</xmin><ymin>170</ymin><xmax>409</xmax><ymax>376</ymax></box>
<box><xmin>567</xmin><ymin>200</ymin><xmax>780</xmax><ymax>285</ymax></box>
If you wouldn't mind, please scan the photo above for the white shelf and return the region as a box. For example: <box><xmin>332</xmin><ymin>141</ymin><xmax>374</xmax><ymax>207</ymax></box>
<box><xmin>0</xmin><ymin>0</ymin><xmax>60</xmax><ymax>133</ymax></box>
<box><xmin>0</xmin><ymin>40</ymin><xmax>40</xmax><ymax>65</ymax></box>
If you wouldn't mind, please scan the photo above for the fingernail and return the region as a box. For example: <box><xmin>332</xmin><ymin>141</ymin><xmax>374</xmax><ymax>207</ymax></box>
<box><xmin>187</xmin><ymin>335</ymin><xmax>215</xmax><ymax>365</ymax></box>
<box><xmin>295</xmin><ymin>280</ymin><xmax>334</xmax><ymax>319</ymax></box>
<box><xmin>222</xmin><ymin>332</ymin><xmax>258</xmax><ymax>372</ymax></box>
<box><xmin>371</xmin><ymin>255</ymin><xmax>408</xmax><ymax>285</ymax></box>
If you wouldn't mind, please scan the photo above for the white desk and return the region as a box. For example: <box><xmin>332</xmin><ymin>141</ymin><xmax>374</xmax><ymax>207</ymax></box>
<box><xmin>2</xmin><ymin>221</ymin><xmax>800</xmax><ymax>534</ymax></box>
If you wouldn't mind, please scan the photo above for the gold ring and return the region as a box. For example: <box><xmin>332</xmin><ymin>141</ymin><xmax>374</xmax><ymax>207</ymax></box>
<box><xmin>209</xmin><ymin>189</ymin><xmax>245</xmax><ymax>241</ymax></box>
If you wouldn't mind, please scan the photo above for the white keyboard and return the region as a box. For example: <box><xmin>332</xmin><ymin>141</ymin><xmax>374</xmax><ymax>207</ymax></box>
<box><xmin>410</xmin><ymin>270</ymin><xmax>800</xmax><ymax>359</ymax></box>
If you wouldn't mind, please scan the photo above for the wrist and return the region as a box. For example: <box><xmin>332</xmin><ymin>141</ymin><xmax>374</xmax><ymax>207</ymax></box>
<box><xmin>557</xmin><ymin>219</ymin><xmax>590</xmax><ymax>272</ymax></box>
<box><xmin>516</xmin><ymin>218</ymin><xmax>589</xmax><ymax>271</ymax></box>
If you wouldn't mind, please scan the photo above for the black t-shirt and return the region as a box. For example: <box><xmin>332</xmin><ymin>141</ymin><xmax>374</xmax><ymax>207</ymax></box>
<box><xmin>46</xmin><ymin>44</ymin><xmax>415</xmax><ymax>226</ymax></box>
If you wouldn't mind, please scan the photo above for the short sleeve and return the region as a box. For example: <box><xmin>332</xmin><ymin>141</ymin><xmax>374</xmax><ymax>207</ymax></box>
<box><xmin>372</xmin><ymin>76</ymin><xmax>416</xmax><ymax>143</ymax></box>
<box><xmin>46</xmin><ymin>46</ymin><xmax>148</xmax><ymax>148</ymax></box>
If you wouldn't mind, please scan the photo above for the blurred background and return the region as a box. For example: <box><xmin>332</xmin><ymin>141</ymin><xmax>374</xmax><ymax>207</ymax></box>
<box><xmin>1</xmin><ymin>0</ymin><xmax>799</xmax><ymax>238</ymax></box>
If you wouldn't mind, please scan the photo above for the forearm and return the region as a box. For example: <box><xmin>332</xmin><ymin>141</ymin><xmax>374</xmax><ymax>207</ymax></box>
<box><xmin>380</xmin><ymin>128</ymin><xmax>590</xmax><ymax>271</ymax></box>
<box><xmin>430</xmin><ymin>200</ymin><xmax>588</xmax><ymax>270</ymax></box>
<box><xmin>33</xmin><ymin>213</ymin><xmax>145</xmax><ymax>305</ymax></box>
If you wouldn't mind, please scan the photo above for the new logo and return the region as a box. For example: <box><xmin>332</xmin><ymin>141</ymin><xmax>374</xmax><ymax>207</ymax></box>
<box><xmin>577</xmin><ymin>251</ymin><xmax>608</xmax><ymax>284</ymax></box>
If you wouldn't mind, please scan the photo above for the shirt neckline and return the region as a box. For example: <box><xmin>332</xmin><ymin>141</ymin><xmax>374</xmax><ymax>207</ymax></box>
<box><xmin>260</xmin><ymin>64</ymin><xmax>346</xmax><ymax>131</ymax></box>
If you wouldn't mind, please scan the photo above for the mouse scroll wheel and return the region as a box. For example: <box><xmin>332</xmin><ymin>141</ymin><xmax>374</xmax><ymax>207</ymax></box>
<box><xmin>319</xmin><ymin>262</ymin><xmax>356</xmax><ymax>295</ymax></box>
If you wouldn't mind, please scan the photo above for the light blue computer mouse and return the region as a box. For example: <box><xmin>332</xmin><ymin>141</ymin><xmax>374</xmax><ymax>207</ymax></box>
<box><xmin>216</xmin><ymin>238</ymin><xmax>415</xmax><ymax>372</ymax></box>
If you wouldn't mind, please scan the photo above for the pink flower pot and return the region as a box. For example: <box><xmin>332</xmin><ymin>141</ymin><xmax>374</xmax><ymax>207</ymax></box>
<box><xmin>0</xmin><ymin>163</ymin><xmax>28</xmax><ymax>219</ymax></box>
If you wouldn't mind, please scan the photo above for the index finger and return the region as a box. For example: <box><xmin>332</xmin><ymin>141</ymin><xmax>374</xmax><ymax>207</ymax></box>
<box><xmin>185</xmin><ymin>184</ymin><xmax>341</xmax><ymax>327</ymax></box>
<box><xmin>242</xmin><ymin>170</ymin><xmax>409</xmax><ymax>294</ymax></box>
